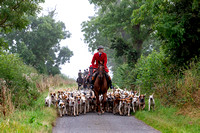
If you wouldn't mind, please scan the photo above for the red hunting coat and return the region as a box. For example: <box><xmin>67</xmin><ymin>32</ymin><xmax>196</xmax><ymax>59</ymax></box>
<box><xmin>91</xmin><ymin>52</ymin><xmax>109</xmax><ymax>72</ymax></box>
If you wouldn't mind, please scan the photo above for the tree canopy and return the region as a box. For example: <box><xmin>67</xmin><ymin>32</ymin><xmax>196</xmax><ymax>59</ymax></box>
<box><xmin>0</xmin><ymin>0</ymin><xmax>45</xmax><ymax>51</ymax></box>
<box><xmin>83</xmin><ymin>0</ymin><xmax>200</xmax><ymax>68</ymax></box>
<box><xmin>4</xmin><ymin>11</ymin><xmax>73</xmax><ymax>75</ymax></box>
<box><xmin>83</xmin><ymin>0</ymin><xmax>200</xmax><ymax>89</ymax></box>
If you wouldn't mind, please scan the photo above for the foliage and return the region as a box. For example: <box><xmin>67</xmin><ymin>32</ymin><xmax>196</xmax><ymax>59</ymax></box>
<box><xmin>4</xmin><ymin>11</ymin><xmax>73</xmax><ymax>75</ymax></box>
<box><xmin>112</xmin><ymin>63</ymin><xmax>135</xmax><ymax>89</ymax></box>
<box><xmin>134</xmin><ymin>50</ymin><xmax>169</xmax><ymax>93</ymax></box>
<box><xmin>0</xmin><ymin>0</ymin><xmax>45</xmax><ymax>51</ymax></box>
<box><xmin>0</xmin><ymin>92</ymin><xmax>57</xmax><ymax>133</ymax></box>
<box><xmin>0</xmin><ymin>84</ymin><xmax>77</xmax><ymax>133</ymax></box>
<box><xmin>83</xmin><ymin>0</ymin><xmax>156</xmax><ymax>68</ymax></box>
<box><xmin>132</xmin><ymin>0</ymin><xmax>200</xmax><ymax>67</ymax></box>
<box><xmin>156</xmin><ymin>59</ymin><xmax>200</xmax><ymax>107</ymax></box>
<box><xmin>0</xmin><ymin>53</ymin><xmax>40</xmax><ymax>109</ymax></box>
<box><xmin>113</xmin><ymin>49</ymin><xmax>169</xmax><ymax>92</ymax></box>
<box><xmin>135</xmin><ymin>99</ymin><xmax>200</xmax><ymax>133</ymax></box>
<box><xmin>0</xmin><ymin>52</ymin><xmax>75</xmax><ymax>111</ymax></box>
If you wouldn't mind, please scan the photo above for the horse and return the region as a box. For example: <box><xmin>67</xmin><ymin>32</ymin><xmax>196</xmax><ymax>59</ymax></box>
<box><xmin>76</xmin><ymin>75</ymin><xmax>83</xmax><ymax>90</ymax></box>
<box><xmin>83</xmin><ymin>75</ymin><xmax>88</xmax><ymax>89</ymax></box>
<box><xmin>83</xmin><ymin>66</ymin><xmax>93</xmax><ymax>89</ymax></box>
<box><xmin>93</xmin><ymin>62</ymin><xmax>108</xmax><ymax>115</ymax></box>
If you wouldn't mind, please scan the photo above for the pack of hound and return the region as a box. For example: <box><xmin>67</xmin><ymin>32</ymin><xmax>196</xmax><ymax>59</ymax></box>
<box><xmin>45</xmin><ymin>88</ymin><xmax>155</xmax><ymax>117</ymax></box>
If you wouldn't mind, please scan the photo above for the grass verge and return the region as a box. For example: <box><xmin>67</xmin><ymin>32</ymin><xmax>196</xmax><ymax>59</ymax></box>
<box><xmin>134</xmin><ymin>99</ymin><xmax>200</xmax><ymax>133</ymax></box>
<box><xmin>0</xmin><ymin>92</ymin><xmax>57</xmax><ymax>133</ymax></box>
<box><xmin>0</xmin><ymin>82</ymin><xmax>77</xmax><ymax>133</ymax></box>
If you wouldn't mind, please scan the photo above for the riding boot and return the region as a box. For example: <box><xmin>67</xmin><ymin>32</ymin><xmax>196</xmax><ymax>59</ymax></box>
<box><xmin>109</xmin><ymin>77</ymin><xmax>113</xmax><ymax>89</ymax></box>
<box><xmin>90</xmin><ymin>76</ymin><xmax>95</xmax><ymax>90</ymax></box>
<box><xmin>110</xmin><ymin>80</ymin><xmax>113</xmax><ymax>89</ymax></box>
<box><xmin>106</xmin><ymin>73</ymin><xmax>113</xmax><ymax>89</ymax></box>
<box><xmin>90</xmin><ymin>72</ymin><xmax>97</xmax><ymax>90</ymax></box>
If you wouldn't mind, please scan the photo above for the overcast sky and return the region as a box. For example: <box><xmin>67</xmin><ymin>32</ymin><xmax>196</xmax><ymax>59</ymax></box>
<box><xmin>40</xmin><ymin>0</ymin><xmax>96</xmax><ymax>79</ymax></box>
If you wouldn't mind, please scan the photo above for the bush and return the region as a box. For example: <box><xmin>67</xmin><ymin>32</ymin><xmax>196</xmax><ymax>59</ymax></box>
<box><xmin>113</xmin><ymin>50</ymin><xmax>170</xmax><ymax>92</ymax></box>
<box><xmin>156</xmin><ymin>59</ymin><xmax>200</xmax><ymax>107</ymax></box>
<box><xmin>134</xmin><ymin>50</ymin><xmax>170</xmax><ymax>93</ymax></box>
<box><xmin>0</xmin><ymin>53</ymin><xmax>40</xmax><ymax>110</ymax></box>
<box><xmin>112</xmin><ymin>64</ymin><xmax>136</xmax><ymax>89</ymax></box>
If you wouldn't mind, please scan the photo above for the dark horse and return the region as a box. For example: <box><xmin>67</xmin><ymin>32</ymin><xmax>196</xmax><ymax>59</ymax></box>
<box><xmin>94</xmin><ymin>62</ymin><xmax>108</xmax><ymax>115</ymax></box>
<box><xmin>76</xmin><ymin>75</ymin><xmax>83</xmax><ymax>90</ymax></box>
<box><xmin>83</xmin><ymin>75</ymin><xmax>89</xmax><ymax>89</ymax></box>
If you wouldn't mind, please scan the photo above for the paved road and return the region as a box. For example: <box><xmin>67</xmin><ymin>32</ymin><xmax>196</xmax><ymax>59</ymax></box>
<box><xmin>53</xmin><ymin>112</ymin><xmax>160</xmax><ymax>133</ymax></box>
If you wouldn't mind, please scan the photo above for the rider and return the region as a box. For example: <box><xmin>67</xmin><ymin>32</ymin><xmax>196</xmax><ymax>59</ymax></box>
<box><xmin>90</xmin><ymin>45</ymin><xmax>113</xmax><ymax>89</ymax></box>
<box><xmin>78</xmin><ymin>70</ymin><xmax>82</xmax><ymax>77</ymax></box>
<box><xmin>85</xmin><ymin>69</ymin><xmax>89</xmax><ymax>75</ymax></box>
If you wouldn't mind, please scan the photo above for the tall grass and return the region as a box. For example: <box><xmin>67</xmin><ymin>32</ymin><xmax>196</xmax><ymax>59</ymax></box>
<box><xmin>155</xmin><ymin>60</ymin><xmax>200</xmax><ymax>110</ymax></box>
<box><xmin>0</xmin><ymin>81</ymin><xmax>77</xmax><ymax>133</ymax></box>
<box><xmin>135</xmin><ymin>99</ymin><xmax>200</xmax><ymax>133</ymax></box>
<box><xmin>0</xmin><ymin>53</ymin><xmax>75</xmax><ymax>117</ymax></box>
<box><xmin>0</xmin><ymin>79</ymin><xmax>14</xmax><ymax>118</ymax></box>
<box><xmin>0</xmin><ymin>92</ymin><xmax>57</xmax><ymax>133</ymax></box>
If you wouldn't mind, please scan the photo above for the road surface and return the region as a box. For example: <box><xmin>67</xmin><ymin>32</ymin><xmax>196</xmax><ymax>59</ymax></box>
<box><xmin>53</xmin><ymin>112</ymin><xmax>160</xmax><ymax>133</ymax></box>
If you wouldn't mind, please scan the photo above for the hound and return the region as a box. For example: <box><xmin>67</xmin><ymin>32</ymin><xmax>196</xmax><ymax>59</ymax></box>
<box><xmin>62</xmin><ymin>94</ymin><xmax>69</xmax><ymax>115</ymax></box>
<box><xmin>119</xmin><ymin>95</ymin><xmax>126</xmax><ymax>116</ymax></box>
<box><xmin>81</xmin><ymin>94</ymin><xmax>87</xmax><ymax>114</ymax></box>
<box><xmin>45</xmin><ymin>95</ymin><xmax>52</xmax><ymax>107</ymax></box>
<box><xmin>85</xmin><ymin>91</ymin><xmax>91</xmax><ymax>112</ymax></box>
<box><xmin>50</xmin><ymin>92</ymin><xmax>57</xmax><ymax>106</ymax></box>
<box><xmin>106</xmin><ymin>93</ymin><xmax>113</xmax><ymax>113</ymax></box>
<box><xmin>58</xmin><ymin>100</ymin><xmax>66</xmax><ymax>117</ymax></box>
<box><xmin>132</xmin><ymin>96</ymin><xmax>139</xmax><ymax>113</ymax></box>
<box><xmin>74</xmin><ymin>95</ymin><xmax>81</xmax><ymax>116</ymax></box>
<box><xmin>148</xmin><ymin>93</ymin><xmax>155</xmax><ymax>111</ymax></box>
<box><xmin>68</xmin><ymin>94</ymin><xmax>75</xmax><ymax>116</ymax></box>
<box><xmin>139</xmin><ymin>94</ymin><xmax>146</xmax><ymax>110</ymax></box>
<box><xmin>113</xmin><ymin>93</ymin><xmax>120</xmax><ymax>115</ymax></box>
<box><xmin>125</xmin><ymin>98</ymin><xmax>132</xmax><ymax>116</ymax></box>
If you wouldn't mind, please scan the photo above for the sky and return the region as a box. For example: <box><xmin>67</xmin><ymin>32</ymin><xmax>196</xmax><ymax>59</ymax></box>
<box><xmin>40</xmin><ymin>0</ymin><xmax>96</xmax><ymax>79</ymax></box>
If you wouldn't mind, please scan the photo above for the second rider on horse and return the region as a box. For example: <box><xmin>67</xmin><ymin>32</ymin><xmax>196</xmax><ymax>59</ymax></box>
<box><xmin>90</xmin><ymin>46</ymin><xmax>113</xmax><ymax>90</ymax></box>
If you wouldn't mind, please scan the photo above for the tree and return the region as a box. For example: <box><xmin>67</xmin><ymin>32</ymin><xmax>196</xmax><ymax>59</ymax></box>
<box><xmin>132</xmin><ymin>0</ymin><xmax>200</xmax><ymax>67</ymax></box>
<box><xmin>0</xmin><ymin>0</ymin><xmax>44</xmax><ymax>51</ymax></box>
<box><xmin>83</xmin><ymin>0</ymin><xmax>155</xmax><ymax>67</ymax></box>
<box><xmin>4</xmin><ymin>11</ymin><xmax>73</xmax><ymax>75</ymax></box>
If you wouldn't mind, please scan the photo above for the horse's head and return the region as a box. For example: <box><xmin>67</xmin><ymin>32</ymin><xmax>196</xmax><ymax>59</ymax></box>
<box><xmin>97</xmin><ymin>61</ymin><xmax>105</xmax><ymax>80</ymax></box>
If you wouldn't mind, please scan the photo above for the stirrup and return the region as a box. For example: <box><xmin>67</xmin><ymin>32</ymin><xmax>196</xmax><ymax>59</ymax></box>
<box><xmin>90</xmin><ymin>84</ymin><xmax>94</xmax><ymax>90</ymax></box>
<box><xmin>110</xmin><ymin>85</ymin><xmax>113</xmax><ymax>89</ymax></box>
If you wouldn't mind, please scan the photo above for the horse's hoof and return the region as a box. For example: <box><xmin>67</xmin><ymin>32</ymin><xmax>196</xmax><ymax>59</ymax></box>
<box><xmin>98</xmin><ymin>112</ymin><xmax>101</xmax><ymax>115</ymax></box>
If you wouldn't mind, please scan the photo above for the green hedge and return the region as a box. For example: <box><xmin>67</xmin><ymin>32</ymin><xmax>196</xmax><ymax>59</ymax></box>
<box><xmin>0</xmin><ymin>53</ymin><xmax>40</xmax><ymax>109</ymax></box>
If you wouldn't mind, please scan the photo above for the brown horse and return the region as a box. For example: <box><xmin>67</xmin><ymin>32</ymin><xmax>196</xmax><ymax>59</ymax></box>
<box><xmin>94</xmin><ymin>62</ymin><xmax>108</xmax><ymax>115</ymax></box>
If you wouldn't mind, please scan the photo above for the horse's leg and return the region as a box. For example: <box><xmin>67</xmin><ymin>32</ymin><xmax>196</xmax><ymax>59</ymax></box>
<box><xmin>113</xmin><ymin>101</ymin><xmax>116</xmax><ymax>114</ymax></box>
<box><xmin>102</xmin><ymin>93</ymin><xmax>107</xmax><ymax>114</ymax></box>
<box><xmin>94</xmin><ymin>91</ymin><xmax>101</xmax><ymax>115</ymax></box>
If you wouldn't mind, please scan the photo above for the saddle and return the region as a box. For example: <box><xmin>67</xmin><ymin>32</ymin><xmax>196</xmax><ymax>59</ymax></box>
<box><xmin>92</xmin><ymin>70</ymin><xmax>110</xmax><ymax>87</ymax></box>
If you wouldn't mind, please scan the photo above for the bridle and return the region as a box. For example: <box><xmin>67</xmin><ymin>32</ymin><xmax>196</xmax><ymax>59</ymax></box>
<box><xmin>98</xmin><ymin>64</ymin><xmax>105</xmax><ymax>80</ymax></box>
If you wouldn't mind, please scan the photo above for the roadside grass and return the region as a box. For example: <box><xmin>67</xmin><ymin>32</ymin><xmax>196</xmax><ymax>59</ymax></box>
<box><xmin>0</xmin><ymin>91</ymin><xmax>57</xmax><ymax>133</ymax></box>
<box><xmin>134</xmin><ymin>99</ymin><xmax>200</xmax><ymax>133</ymax></box>
<box><xmin>0</xmin><ymin>83</ymin><xmax>77</xmax><ymax>133</ymax></box>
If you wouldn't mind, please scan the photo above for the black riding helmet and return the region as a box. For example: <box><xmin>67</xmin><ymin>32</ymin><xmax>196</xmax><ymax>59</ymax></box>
<box><xmin>97</xmin><ymin>45</ymin><xmax>104</xmax><ymax>50</ymax></box>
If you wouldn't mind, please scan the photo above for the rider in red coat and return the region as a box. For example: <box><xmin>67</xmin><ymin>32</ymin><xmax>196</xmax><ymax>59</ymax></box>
<box><xmin>91</xmin><ymin>50</ymin><xmax>109</xmax><ymax>72</ymax></box>
<box><xmin>90</xmin><ymin>45</ymin><xmax>113</xmax><ymax>89</ymax></box>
